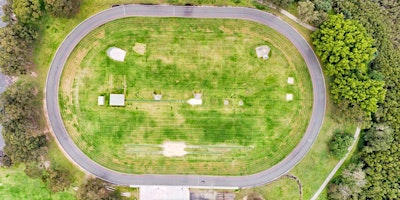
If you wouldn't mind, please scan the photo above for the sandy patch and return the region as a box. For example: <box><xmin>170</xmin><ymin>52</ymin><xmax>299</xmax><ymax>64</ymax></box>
<box><xmin>133</xmin><ymin>43</ymin><xmax>147</xmax><ymax>55</ymax></box>
<box><xmin>107</xmin><ymin>47</ymin><xmax>126</xmax><ymax>62</ymax></box>
<box><xmin>162</xmin><ymin>142</ymin><xmax>187</xmax><ymax>157</ymax></box>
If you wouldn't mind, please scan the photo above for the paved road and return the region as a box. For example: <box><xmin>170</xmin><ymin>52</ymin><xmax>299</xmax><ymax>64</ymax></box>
<box><xmin>46</xmin><ymin>5</ymin><xmax>326</xmax><ymax>188</ymax></box>
<box><xmin>0</xmin><ymin>0</ymin><xmax>8</xmax><ymax>28</ymax></box>
<box><xmin>0</xmin><ymin>0</ymin><xmax>8</xmax><ymax>150</ymax></box>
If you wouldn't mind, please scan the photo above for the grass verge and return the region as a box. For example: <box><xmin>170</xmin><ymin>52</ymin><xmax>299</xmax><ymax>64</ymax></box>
<box><xmin>0</xmin><ymin>165</ymin><xmax>76</xmax><ymax>200</ymax></box>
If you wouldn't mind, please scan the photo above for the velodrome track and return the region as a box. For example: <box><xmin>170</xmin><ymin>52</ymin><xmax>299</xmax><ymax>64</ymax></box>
<box><xmin>46</xmin><ymin>5</ymin><xmax>326</xmax><ymax>188</ymax></box>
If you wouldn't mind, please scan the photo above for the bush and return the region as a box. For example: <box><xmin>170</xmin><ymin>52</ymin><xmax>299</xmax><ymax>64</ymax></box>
<box><xmin>329</xmin><ymin>131</ymin><xmax>354</xmax><ymax>159</ymax></box>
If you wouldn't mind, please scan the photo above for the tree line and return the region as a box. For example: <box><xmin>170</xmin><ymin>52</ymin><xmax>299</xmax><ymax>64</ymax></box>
<box><xmin>306</xmin><ymin>0</ymin><xmax>400</xmax><ymax>199</ymax></box>
<box><xmin>0</xmin><ymin>1</ymin><xmax>120</xmax><ymax>199</ymax></box>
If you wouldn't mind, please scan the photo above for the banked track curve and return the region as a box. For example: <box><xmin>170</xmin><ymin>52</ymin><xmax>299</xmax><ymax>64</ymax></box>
<box><xmin>46</xmin><ymin>5</ymin><xmax>326</xmax><ymax>188</ymax></box>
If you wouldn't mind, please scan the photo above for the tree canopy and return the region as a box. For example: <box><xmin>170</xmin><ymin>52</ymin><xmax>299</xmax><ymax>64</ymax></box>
<box><xmin>12</xmin><ymin>0</ymin><xmax>43</xmax><ymax>23</ymax></box>
<box><xmin>312</xmin><ymin>14</ymin><xmax>376</xmax><ymax>77</ymax></box>
<box><xmin>44</xmin><ymin>0</ymin><xmax>81</xmax><ymax>18</ymax></box>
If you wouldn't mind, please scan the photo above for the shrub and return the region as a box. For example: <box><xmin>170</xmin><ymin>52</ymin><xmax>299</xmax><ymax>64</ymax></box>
<box><xmin>329</xmin><ymin>131</ymin><xmax>353</xmax><ymax>159</ymax></box>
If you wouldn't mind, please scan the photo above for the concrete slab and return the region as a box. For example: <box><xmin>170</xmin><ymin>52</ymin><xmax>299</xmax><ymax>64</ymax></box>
<box><xmin>140</xmin><ymin>186</ymin><xmax>190</xmax><ymax>200</ymax></box>
<box><xmin>286</xmin><ymin>94</ymin><xmax>293</xmax><ymax>101</ymax></box>
<box><xmin>288</xmin><ymin>77</ymin><xmax>294</xmax><ymax>84</ymax></box>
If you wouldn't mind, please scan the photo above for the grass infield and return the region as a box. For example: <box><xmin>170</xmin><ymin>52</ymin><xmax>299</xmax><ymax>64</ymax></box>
<box><xmin>59</xmin><ymin>17</ymin><xmax>312</xmax><ymax>175</ymax></box>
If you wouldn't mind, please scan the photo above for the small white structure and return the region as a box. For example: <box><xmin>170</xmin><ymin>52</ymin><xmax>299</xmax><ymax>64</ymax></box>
<box><xmin>239</xmin><ymin>100</ymin><xmax>244</xmax><ymax>106</ymax></box>
<box><xmin>98</xmin><ymin>96</ymin><xmax>105</xmax><ymax>106</ymax></box>
<box><xmin>106</xmin><ymin>47</ymin><xmax>126</xmax><ymax>62</ymax></box>
<box><xmin>194</xmin><ymin>93</ymin><xmax>202</xmax><ymax>99</ymax></box>
<box><xmin>288</xmin><ymin>77</ymin><xmax>294</xmax><ymax>84</ymax></box>
<box><xmin>154</xmin><ymin>94</ymin><xmax>162</xmax><ymax>100</ymax></box>
<box><xmin>140</xmin><ymin>186</ymin><xmax>190</xmax><ymax>200</ymax></box>
<box><xmin>224</xmin><ymin>99</ymin><xmax>229</xmax><ymax>105</ymax></box>
<box><xmin>286</xmin><ymin>94</ymin><xmax>293</xmax><ymax>101</ymax></box>
<box><xmin>188</xmin><ymin>98</ymin><xmax>202</xmax><ymax>106</ymax></box>
<box><xmin>255</xmin><ymin>45</ymin><xmax>271</xmax><ymax>60</ymax></box>
<box><xmin>110</xmin><ymin>94</ymin><xmax>125</xmax><ymax>106</ymax></box>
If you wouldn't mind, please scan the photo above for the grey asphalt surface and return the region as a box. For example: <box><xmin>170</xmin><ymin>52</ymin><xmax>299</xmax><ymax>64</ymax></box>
<box><xmin>46</xmin><ymin>5</ymin><xmax>326</xmax><ymax>188</ymax></box>
<box><xmin>0</xmin><ymin>0</ymin><xmax>7</xmax><ymax>150</ymax></box>
<box><xmin>0</xmin><ymin>0</ymin><xmax>7</xmax><ymax>28</ymax></box>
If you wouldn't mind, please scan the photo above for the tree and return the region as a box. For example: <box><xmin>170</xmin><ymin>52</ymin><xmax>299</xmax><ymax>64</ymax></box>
<box><xmin>298</xmin><ymin>1</ymin><xmax>318</xmax><ymax>23</ymax></box>
<box><xmin>0</xmin><ymin>81</ymin><xmax>36</xmax><ymax>131</ymax></box>
<box><xmin>3</xmin><ymin>132</ymin><xmax>46</xmax><ymax>163</ymax></box>
<box><xmin>1</xmin><ymin>0</ymin><xmax>15</xmax><ymax>23</ymax></box>
<box><xmin>24</xmin><ymin>163</ymin><xmax>45</xmax><ymax>179</ymax></box>
<box><xmin>313</xmin><ymin>0</ymin><xmax>332</xmax><ymax>12</ymax></box>
<box><xmin>269</xmin><ymin>0</ymin><xmax>295</xmax><ymax>8</ymax></box>
<box><xmin>330</xmin><ymin>75</ymin><xmax>386</xmax><ymax>114</ymax></box>
<box><xmin>77</xmin><ymin>178</ymin><xmax>121</xmax><ymax>200</ymax></box>
<box><xmin>44</xmin><ymin>0</ymin><xmax>81</xmax><ymax>18</ymax></box>
<box><xmin>312</xmin><ymin>14</ymin><xmax>376</xmax><ymax>77</ymax></box>
<box><xmin>0</xmin><ymin>23</ymin><xmax>37</xmax><ymax>76</ymax></box>
<box><xmin>0</xmin><ymin>81</ymin><xmax>46</xmax><ymax>164</ymax></box>
<box><xmin>45</xmin><ymin>168</ymin><xmax>72</xmax><ymax>192</ymax></box>
<box><xmin>12</xmin><ymin>0</ymin><xmax>43</xmax><ymax>23</ymax></box>
<box><xmin>328</xmin><ymin>163</ymin><xmax>366</xmax><ymax>199</ymax></box>
<box><xmin>363</xmin><ymin>123</ymin><xmax>393</xmax><ymax>153</ymax></box>
<box><xmin>328</xmin><ymin>131</ymin><xmax>353</xmax><ymax>159</ymax></box>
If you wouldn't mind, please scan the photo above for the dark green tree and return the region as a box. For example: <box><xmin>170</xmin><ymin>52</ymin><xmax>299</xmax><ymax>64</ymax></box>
<box><xmin>329</xmin><ymin>131</ymin><xmax>353</xmax><ymax>159</ymax></box>
<box><xmin>313</xmin><ymin>0</ymin><xmax>332</xmax><ymax>12</ymax></box>
<box><xmin>363</xmin><ymin>123</ymin><xmax>393</xmax><ymax>153</ymax></box>
<box><xmin>0</xmin><ymin>23</ymin><xmax>37</xmax><ymax>76</ymax></box>
<box><xmin>44</xmin><ymin>0</ymin><xmax>81</xmax><ymax>18</ymax></box>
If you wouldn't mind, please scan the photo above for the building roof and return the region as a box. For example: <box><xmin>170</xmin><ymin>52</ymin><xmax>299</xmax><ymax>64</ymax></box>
<box><xmin>140</xmin><ymin>186</ymin><xmax>190</xmax><ymax>200</ymax></box>
<box><xmin>98</xmin><ymin>96</ymin><xmax>105</xmax><ymax>105</ymax></box>
<box><xmin>110</xmin><ymin>94</ymin><xmax>125</xmax><ymax>106</ymax></box>
<box><xmin>255</xmin><ymin>45</ymin><xmax>271</xmax><ymax>60</ymax></box>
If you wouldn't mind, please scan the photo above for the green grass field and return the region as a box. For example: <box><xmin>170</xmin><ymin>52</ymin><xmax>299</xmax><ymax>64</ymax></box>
<box><xmin>0</xmin><ymin>165</ymin><xmax>76</xmax><ymax>200</ymax></box>
<box><xmin>59</xmin><ymin>17</ymin><xmax>312</xmax><ymax>175</ymax></box>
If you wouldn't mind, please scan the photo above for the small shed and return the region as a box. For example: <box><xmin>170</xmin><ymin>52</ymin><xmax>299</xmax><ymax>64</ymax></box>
<box><xmin>110</xmin><ymin>94</ymin><xmax>125</xmax><ymax>106</ymax></box>
<box><xmin>98</xmin><ymin>96</ymin><xmax>105</xmax><ymax>106</ymax></box>
<box><xmin>255</xmin><ymin>45</ymin><xmax>271</xmax><ymax>60</ymax></box>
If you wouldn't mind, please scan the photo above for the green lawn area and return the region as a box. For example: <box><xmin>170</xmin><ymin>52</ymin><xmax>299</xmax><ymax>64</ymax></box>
<box><xmin>0</xmin><ymin>165</ymin><xmax>76</xmax><ymax>200</ymax></box>
<box><xmin>59</xmin><ymin>17</ymin><xmax>312</xmax><ymax>175</ymax></box>
<box><xmin>236</xmin><ymin>99</ymin><xmax>357</xmax><ymax>199</ymax></box>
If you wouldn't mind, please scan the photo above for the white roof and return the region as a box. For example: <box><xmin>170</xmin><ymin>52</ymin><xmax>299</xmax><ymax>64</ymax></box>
<box><xmin>110</xmin><ymin>94</ymin><xmax>125</xmax><ymax>106</ymax></box>
<box><xmin>188</xmin><ymin>98</ymin><xmax>202</xmax><ymax>105</ymax></box>
<box><xmin>255</xmin><ymin>45</ymin><xmax>271</xmax><ymax>58</ymax></box>
<box><xmin>98</xmin><ymin>96</ymin><xmax>105</xmax><ymax>105</ymax></box>
<box><xmin>288</xmin><ymin>77</ymin><xmax>294</xmax><ymax>84</ymax></box>
<box><xmin>140</xmin><ymin>186</ymin><xmax>190</xmax><ymax>200</ymax></box>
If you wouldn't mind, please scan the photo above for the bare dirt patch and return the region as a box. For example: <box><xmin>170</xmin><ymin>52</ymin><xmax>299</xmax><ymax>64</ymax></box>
<box><xmin>162</xmin><ymin>142</ymin><xmax>187</xmax><ymax>157</ymax></box>
<box><xmin>133</xmin><ymin>43</ymin><xmax>147</xmax><ymax>55</ymax></box>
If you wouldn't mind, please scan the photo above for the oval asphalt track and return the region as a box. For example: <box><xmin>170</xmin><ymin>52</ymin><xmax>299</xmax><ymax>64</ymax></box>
<box><xmin>46</xmin><ymin>5</ymin><xmax>326</xmax><ymax>188</ymax></box>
